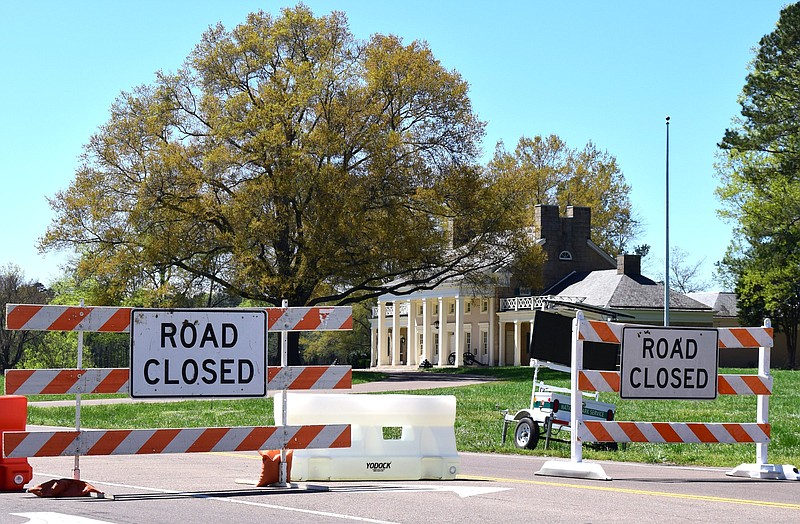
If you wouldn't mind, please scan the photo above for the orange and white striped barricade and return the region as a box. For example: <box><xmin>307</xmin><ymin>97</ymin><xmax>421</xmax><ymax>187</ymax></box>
<box><xmin>4</xmin><ymin>301</ymin><xmax>127</xmax><ymax>480</ymax></box>
<box><xmin>2</xmin><ymin>364</ymin><xmax>353</xmax><ymax>483</ymax></box>
<box><xmin>536</xmin><ymin>313</ymin><xmax>799</xmax><ymax>481</ymax></box>
<box><xmin>4</xmin><ymin>369</ymin><xmax>130</xmax><ymax>396</ymax></box>
<box><xmin>579</xmin><ymin>421</ymin><xmax>770</xmax><ymax>445</ymax></box>
<box><xmin>5</xmin><ymin>304</ymin><xmax>354</xmax><ymax>334</ymax></box>
<box><xmin>4</xmin><ymin>366</ymin><xmax>352</xmax><ymax>396</ymax></box>
<box><xmin>3</xmin><ymin>303</ymin><xmax>355</xmax><ymax>487</ymax></box>
<box><xmin>2</xmin><ymin>425</ymin><xmax>351</xmax><ymax>458</ymax></box>
<box><xmin>2</xmin><ymin>363</ymin><xmax>353</xmax><ymax>483</ymax></box>
<box><xmin>266</xmin><ymin>306</ymin><xmax>353</xmax><ymax>332</ymax></box>
<box><xmin>5</xmin><ymin>304</ymin><xmax>132</xmax><ymax>332</ymax></box>
<box><xmin>266</xmin><ymin>365</ymin><xmax>352</xmax><ymax>391</ymax></box>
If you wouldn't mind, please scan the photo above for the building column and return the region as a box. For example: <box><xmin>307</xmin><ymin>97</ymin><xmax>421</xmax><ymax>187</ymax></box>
<box><xmin>406</xmin><ymin>299</ymin><xmax>416</xmax><ymax>366</ymax></box>
<box><xmin>391</xmin><ymin>302</ymin><xmax>400</xmax><ymax>366</ymax></box>
<box><xmin>498</xmin><ymin>320</ymin><xmax>506</xmax><ymax>366</ymax></box>
<box><xmin>370</xmin><ymin>326</ymin><xmax>376</xmax><ymax>368</ymax></box>
<box><xmin>454</xmin><ymin>295</ymin><xmax>464</xmax><ymax>368</ymax></box>
<box><xmin>422</xmin><ymin>299</ymin><xmax>431</xmax><ymax>364</ymax></box>
<box><xmin>488</xmin><ymin>297</ymin><xmax>496</xmax><ymax>366</ymax></box>
<box><xmin>377</xmin><ymin>302</ymin><xmax>387</xmax><ymax>367</ymax></box>
<box><xmin>513</xmin><ymin>320</ymin><xmax>522</xmax><ymax>366</ymax></box>
<box><xmin>437</xmin><ymin>297</ymin><xmax>446</xmax><ymax>367</ymax></box>
<box><xmin>528</xmin><ymin>318</ymin><xmax>535</xmax><ymax>366</ymax></box>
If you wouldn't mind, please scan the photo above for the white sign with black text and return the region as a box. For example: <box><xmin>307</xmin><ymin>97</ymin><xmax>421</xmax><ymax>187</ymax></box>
<box><xmin>130</xmin><ymin>309</ymin><xmax>267</xmax><ymax>398</ymax></box>
<box><xmin>620</xmin><ymin>326</ymin><xmax>719</xmax><ymax>400</ymax></box>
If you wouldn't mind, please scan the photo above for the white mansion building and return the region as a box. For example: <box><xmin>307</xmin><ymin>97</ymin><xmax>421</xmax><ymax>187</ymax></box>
<box><xmin>369</xmin><ymin>205</ymin><xmax>720</xmax><ymax>369</ymax></box>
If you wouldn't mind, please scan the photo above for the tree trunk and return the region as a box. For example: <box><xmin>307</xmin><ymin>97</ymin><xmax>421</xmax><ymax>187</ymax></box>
<box><xmin>787</xmin><ymin>323</ymin><xmax>798</xmax><ymax>370</ymax></box>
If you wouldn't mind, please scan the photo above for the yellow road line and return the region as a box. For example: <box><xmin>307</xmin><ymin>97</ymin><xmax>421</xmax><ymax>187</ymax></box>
<box><xmin>211</xmin><ymin>451</ymin><xmax>262</xmax><ymax>460</ymax></box>
<box><xmin>457</xmin><ymin>474</ymin><xmax>800</xmax><ymax>510</ymax></box>
<box><xmin>208</xmin><ymin>453</ymin><xmax>798</xmax><ymax>510</ymax></box>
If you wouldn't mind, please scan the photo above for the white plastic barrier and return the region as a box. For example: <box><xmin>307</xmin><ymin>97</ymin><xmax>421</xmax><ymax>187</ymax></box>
<box><xmin>274</xmin><ymin>392</ymin><xmax>459</xmax><ymax>480</ymax></box>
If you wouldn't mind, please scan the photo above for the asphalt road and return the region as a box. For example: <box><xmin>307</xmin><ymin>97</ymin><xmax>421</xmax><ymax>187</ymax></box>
<box><xmin>2</xmin><ymin>452</ymin><xmax>799</xmax><ymax>524</ymax></box>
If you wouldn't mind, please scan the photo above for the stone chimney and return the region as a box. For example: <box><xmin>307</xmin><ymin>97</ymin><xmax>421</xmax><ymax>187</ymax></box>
<box><xmin>566</xmin><ymin>206</ymin><xmax>591</xmax><ymax>241</ymax></box>
<box><xmin>534</xmin><ymin>204</ymin><xmax>560</xmax><ymax>239</ymax></box>
<box><xmin>530</xmin><ymin>204</ymin><xmax>617</xmax><ymax>291</ymax></box>
<box><xmin>617</xmin><ymin>254</ymin><xmax>641</xmax><ymax>276</ymax></box>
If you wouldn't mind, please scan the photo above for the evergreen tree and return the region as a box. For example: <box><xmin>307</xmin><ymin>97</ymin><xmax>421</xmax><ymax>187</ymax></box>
<box><xmin>717</xmin><ymin>2</ymin><xmax>800</xmax><ymax>368</ymax></box>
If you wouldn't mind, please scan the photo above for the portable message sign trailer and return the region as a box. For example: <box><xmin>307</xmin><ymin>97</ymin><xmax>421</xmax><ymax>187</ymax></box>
<box><xmin>501</xmin><ymin>359</ymin><xmax>616</xmax><ymax>450</ymax></box>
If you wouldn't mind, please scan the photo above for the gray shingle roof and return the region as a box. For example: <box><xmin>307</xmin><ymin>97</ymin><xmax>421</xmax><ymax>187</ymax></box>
<box><xmin>545</xmin><ymin>269</ymin><xmax>712</xmax><ymax>311</ymax></box>
<box><xmin>686</xmin><ymin>292</ymin><xmax>739</xmax><ymax>317</ymax></box>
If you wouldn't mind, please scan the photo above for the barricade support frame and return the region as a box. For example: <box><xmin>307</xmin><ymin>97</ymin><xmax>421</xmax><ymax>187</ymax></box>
<box><xmin>536</xmin><ymin>312</ymin><xmax>800</xmax><ymax>482</ymax></box>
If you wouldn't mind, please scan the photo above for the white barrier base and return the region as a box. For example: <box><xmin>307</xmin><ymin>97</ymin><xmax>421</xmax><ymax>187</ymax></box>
<box><xmin>535</xmin><ymin>460</ymin><xmax>611</xmax><ymax>481</ymax></box>
<box><xmin>727</xmin><ymin>463</ymin><xmax>800</xmax><ymax>480</ymax></box>
<box><xmin>277</xmin><ymin>393</ymin><xmax>460</xmax><ymax>481</ymax></box>
<box><xmin>293</xmin><ymin>455</ymin><xmax>460</xmax><ymax>481</ymax></box>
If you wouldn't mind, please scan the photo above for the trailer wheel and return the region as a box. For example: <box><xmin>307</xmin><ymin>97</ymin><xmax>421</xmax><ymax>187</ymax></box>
<box><xmin>514</xmin><ymin>417</ymin><xmax>539</xmax><ymax>449</ymax></box>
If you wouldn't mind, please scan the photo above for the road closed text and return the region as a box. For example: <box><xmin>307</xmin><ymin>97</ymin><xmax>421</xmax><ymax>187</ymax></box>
<box><xmin>131</xmin><ymin>309</ymin><xmax>267</xmax><ymax>398</ymax></box>
<box><xmin>620</xmin><ymin>327</ymin><xmax>718</xmax><ymax>399</ymax></box>
<box><xmin>142</xmin><ymin>357</ymin><xmax>255</xmax><ymax>386</ymax></box>
<box><xmin>628</xmin><ymin>337</ymin><xmax>710</xmax><ymax>389</ymax></box>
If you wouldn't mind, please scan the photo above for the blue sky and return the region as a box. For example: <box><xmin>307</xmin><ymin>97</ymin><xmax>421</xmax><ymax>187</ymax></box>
<box><xmin>0</xmin><ymin>1</ymin><xmax>788</xmax><ymax>289</ymax></box>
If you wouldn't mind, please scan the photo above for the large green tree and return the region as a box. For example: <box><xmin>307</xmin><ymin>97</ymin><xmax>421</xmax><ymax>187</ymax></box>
<box><xmin>488</xmin><ymin>135</ymin><xmax>639</xmax><ymax>257</ymax></box>
<box><xmin>717</xmin><ymin>2</ymin><xmax>800</xmax><ymax>368</ymax></box>
<box><xmin>40</xmin><ymin>6</ymin><xmax>535</xmax><ymax>363</ymax></box>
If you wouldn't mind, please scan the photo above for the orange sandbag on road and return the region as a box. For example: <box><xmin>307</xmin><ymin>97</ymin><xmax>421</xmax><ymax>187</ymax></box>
<box><xmin>27</xmin><ymin>478</ymin><xmax>103</xmax><ymax>498</ymax></box>
<box><xmin>257</xmin><ymin>449</ymin><xmax>293</xmax><ymax>486</ymax></box>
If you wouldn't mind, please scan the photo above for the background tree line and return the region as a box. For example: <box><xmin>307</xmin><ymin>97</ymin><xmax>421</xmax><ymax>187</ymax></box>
<box><xmin>10</xmin><ymin>2</ymin><xmax>779</xmax><ymax>370</ymax></box>
<box><xmin>17</xmin><ymin>4</ymin><xmax>640</xmax><ymax>368</ymax></box>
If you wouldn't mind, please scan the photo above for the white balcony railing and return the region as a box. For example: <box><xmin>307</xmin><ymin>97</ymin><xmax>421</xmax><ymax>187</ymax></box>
<box><xmin>499</xmin><ymin>295</ymin><xmax>585</xmax><ymax>311</ymax></box>
<box><xmin>372</xmin><ymin>302</ymin><xmax>411</xmax><ymax>318</ymax></box>
<box><xmin>372</xmin><ymin>295</ymin><xmax>585</xmax><ymax>317</ymax></box>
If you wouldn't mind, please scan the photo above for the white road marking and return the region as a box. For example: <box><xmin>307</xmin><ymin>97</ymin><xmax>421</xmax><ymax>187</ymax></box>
<box><xmin>31</xmin><ymin>472</ymin><xmax>400</xmax><ymax>524</ymax></box>
<box><xmin>323</xmin><ymin>484</ymin><xmax>511</xmax><ymax>498</ymax></box>
<box><xmin>11</xmin><ymin>513</ymin><xmax>115</xmax><ymax>524</ymax></box>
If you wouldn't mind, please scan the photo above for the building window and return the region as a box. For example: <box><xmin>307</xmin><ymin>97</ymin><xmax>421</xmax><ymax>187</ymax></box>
<box><xmin>559</xmin><ymin>250</ymin><xmax>573</xmax><ymax>261</ymax></box>
<box><xmin>434</xmin><ymin>303</ymin><xmax>439</xmax><ymax>316</ymax></box>
<box><xmin>418</xmin><ymin>304</ymin><xmax>424</xmax><ymax>316</ymax></box>
<box><xmin>449</xmin><ymin>302</ymin><xmax>455</xmax><ymax>314</ymax></box>
<box><xmin>482</xmin><ymin>331</ymin><xmax>489</xmax><ymax>355</ymax></box>
<box><xmin>481</xmin><ymin>300</ymin><xmax>488</xmax><ymax>312</ymax></box>
<box><xmin>465</xmin><ymin>332</ymin><xmax>471</xmax><ymax>351</ymax></box>
<box><xmin>466</xmin><ymin>301</ymin><xmax>472</xmax><ymax>314</ymax></box>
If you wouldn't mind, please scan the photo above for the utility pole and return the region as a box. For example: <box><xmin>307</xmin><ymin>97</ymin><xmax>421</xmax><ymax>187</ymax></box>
<box><xmin>664</xmin><ymin>116</ymin><xmax>671</xmax><ymax>327</ymax></box>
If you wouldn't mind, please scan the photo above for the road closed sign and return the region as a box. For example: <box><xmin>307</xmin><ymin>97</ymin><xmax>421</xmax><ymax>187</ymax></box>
<box><xmin>620</xmin><ymin>326</ymin><xmax>719</xmax><ymax>400</ymax></box>
<box><xmin>130</xmin><ymin>309</ymin><xmax>267</xmax><ymax>398</ymax></box>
